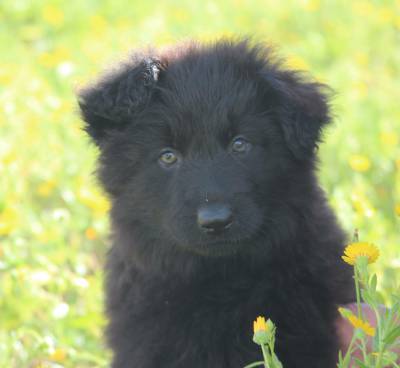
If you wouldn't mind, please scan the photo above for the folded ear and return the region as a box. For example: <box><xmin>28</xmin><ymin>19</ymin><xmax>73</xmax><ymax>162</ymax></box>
<box><xmin>78</xmin><ymin>57</ymin><xmax>161</xmax><ymax>145</ymax></box>
<box><xmin>264</xmin><ymin>69</ymin><xmax>332</xmax><ymax>160</ymax></box>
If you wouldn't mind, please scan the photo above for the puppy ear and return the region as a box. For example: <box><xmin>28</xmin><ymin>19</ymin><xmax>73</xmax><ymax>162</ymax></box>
<box><xmin>78</xmin><ymin>57</ymin><xmax>161</xmax><ymax>145</ymax></box>
<box><xmin>265</xmin><ymin>70</ymin><xmax>332</xmax><ymax>160</ymax></box>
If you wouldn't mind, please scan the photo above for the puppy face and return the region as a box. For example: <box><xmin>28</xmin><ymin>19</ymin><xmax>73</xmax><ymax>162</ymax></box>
<box><xmin>78</xmin><ymin>40</ymin><xmax>331</xmax><ymax>257</ymax></box>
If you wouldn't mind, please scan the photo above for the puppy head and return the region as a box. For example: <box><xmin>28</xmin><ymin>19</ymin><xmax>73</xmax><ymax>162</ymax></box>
<box><xmin>78</xmin><ymin>39</ymin><xmax>332</xmax><ymax>258</ymax></box>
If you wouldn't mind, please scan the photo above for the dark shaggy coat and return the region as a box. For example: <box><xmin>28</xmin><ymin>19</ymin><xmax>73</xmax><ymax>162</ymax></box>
<box><xmin>78</xmin><ymin>39</ymin><xmax>354</xmax><ymax>368</ymax></box>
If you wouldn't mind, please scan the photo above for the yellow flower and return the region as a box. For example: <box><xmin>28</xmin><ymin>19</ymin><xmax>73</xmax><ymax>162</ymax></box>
<box><xmin>89</xmin><ymin>15</ymin><xmax>107</xmax><ymax>34</ymax></box>
<box><xmin>380</xmin><ymin>131</ymin><xmax>398</xmax><ymax>146</ymax></box>
<box><xmin>38</xmin><ymin>47</ymin><xmax>70</xmax><ymax>68</ymax></box>
<box><xmin>49</xmin><ymin>348</ymin><xmax>67</xmax><ymax>362</ymax></box>
<box><xmin>377</xmin><ymin>7</ymin><xmax>393</xmax><ymax>24</ymax></box>
<box><xmin>286</xmin><ymin>55</ymin><xmax>309</xmax><ymax>71</ymax></box>
<box><xmin>349</xmin><ymin>155</ymin><xmax>371</xmax><ymax>172</ymax></box>
<box><xmin>85</xmin><ymin>227</ymin><xmax>97</xmax><ymax>240</ymax></box>
<box><xmin>352</xmin><ymin>1</ymin><xmax>374</xmax><ymax>17</ymax></box>
<box><xmin>342</xmin><ymin>242</ymin><xmax>379</xmax><ymax>266</ymax></box>
<box><xmin>347</xmin><ymin>314</ymin><xmax>375</xmax><ymax>336</ymax></box>
<box><xmin>42</xmin><ymin>5</ymin><xmax>64</xmax><ymax>27</ymax></box>
<box><xmin>352</xmin><ymin>81</ymin><xmax>368</xmax><ymax>98</ymax></box>
<box><xmin>351</xmin><ymin>192</ymin><xmax>375</xmax><ymax>218</ymax></box>
<box><xmin>37</xmin><ymin>179</ymin><xmax>56</xmax><ymax>197</ymax></box>
<box><xmin>253</xmin><ymin>316</ymin><xmax>268</xmax><ymax>333</ymax></box>
<box><xmin>253</xmin><ymin>316</ymin><xmax>273</xmax><ymax>345</ymax></box>
<box><xmin>395</xmin><ymin>204</ymin><xmax>400</xmax><ymax>217</ymax></box>
<box><xmin>0</xmin><ymin>207</ymin><xmax>18</xmax><ymax>236</ymax></box>
<box><xmin>78</xmin><ymin>187</ymin><xmax>110</xmax><ymax>215</ymax></box>
<box><xmin>354</xmin><ymin>52</ymin><xmax>368</xmax><ymax>67</ymax></box>
<box><xmin>300</xmin><ymin>0</ymin><xmax>320</xmax><ymax>12</ymax></box>
<box><xmin>0</xmin><ymin>65</ymin><xmax>14</xmax><ymax>85</ymax></box>
<box><xmin>173</xmin><ymin>9</ymin><xmax>190</xmax><ymax>22</ymax></box>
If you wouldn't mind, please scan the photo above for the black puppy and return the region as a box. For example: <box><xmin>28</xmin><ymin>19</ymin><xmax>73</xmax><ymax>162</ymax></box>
<box><xmin>78</xmin><ymin>39</ymin><xmax>354</xmax><ymax>367</ymax></box>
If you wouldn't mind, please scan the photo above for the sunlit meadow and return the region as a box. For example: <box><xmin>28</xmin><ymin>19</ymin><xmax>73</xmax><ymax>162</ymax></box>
<box><xmin>0</xmin><ymin>1</ymin><xmax>399</xmax><ymax>367</ymax></box>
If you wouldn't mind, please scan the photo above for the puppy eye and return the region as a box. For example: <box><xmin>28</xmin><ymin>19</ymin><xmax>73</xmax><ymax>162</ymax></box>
<box><xmin>230</xmin><ymin>136</ymin><xmax>251</xmax><ymax>153</ymax></box>
<box><xmin>159</xmin><ymin>149</ymin><xmax>179</xmax><ymax>167</ymax></box>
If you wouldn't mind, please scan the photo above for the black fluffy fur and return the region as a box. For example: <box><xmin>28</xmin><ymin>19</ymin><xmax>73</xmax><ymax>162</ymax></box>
<box><xmin>78</xmin><ymin>39</ymin><xmax>354</xmax><ymax>368</ymax></box>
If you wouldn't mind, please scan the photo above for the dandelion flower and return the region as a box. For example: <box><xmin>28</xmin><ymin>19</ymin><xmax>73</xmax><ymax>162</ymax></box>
<box><xmin>253</xmin><ymin>316</ymin><xmax>271</xmax><ymax>345</ymax></box>
<box><xmin>349</xmin><ymin>155</ymin><xmax>371</xmax><ymax>172</ymax></box>
<box><xmin>347</xmin><ymin>314</ymin><xmax>375</xmax><ymax>336</ymax></box>
<box><xmin>342</xmin><ymin>242</ymin><xmax>379</xmax><ymax>265</ymax></box>
<box><xmin>253</xmin><ymin>316</ymin><xmax>268</xmax><ymax>333</ymax></box>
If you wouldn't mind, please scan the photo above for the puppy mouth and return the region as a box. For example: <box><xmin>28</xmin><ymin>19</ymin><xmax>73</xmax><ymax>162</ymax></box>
<box><xmin>166</xmin><ymin>215</ymin><xmax>262</xmax><ymax>256</ymax></box>
<box><xmin>185</xmin><ymin>233</ymin><xmax>256</xmax><ymax>257</ymax></box>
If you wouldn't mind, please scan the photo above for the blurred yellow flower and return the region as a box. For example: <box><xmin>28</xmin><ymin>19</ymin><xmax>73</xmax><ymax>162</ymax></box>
<box><xmin>90</xmin><ymin>15</ymin><xmax>107</xmax><ymax>34</ymax></box>
<box><xmin>173</xmin><ymin>9</ymin><xmax>190</xmax><ymax>22</ymax></box>
<box><xmin>286</xmin><ymin>55</ymin><xmax>309</xmax><ymax>71</ymax></box>
<box><xmin>342</xmin><ymin>242</ymin><xmax>379</xmax><ymax>266</ymax></box>
<box><xmin>352</xmin><ymin>1</ymin><xmax>374</xmax><ymax>17</ymax></box>
<box><xmin>78</xmin><ymin>187</ymin><xmax>110</xmax><ymax>215</ymax></box>
<box><xmin>0</xmin><ymin>66</ymin><xmax>13</xmax><ymax>85</ymax></box>
<box><xmin>85</xmin><ymin>227</ymin><xmax>97</xmax><ymax>240</ymax></box>
<box><xmin>349</xmin><ymin>154</ymin><xmax>371</xmax><ymax>172</ymax></box>
<box><xmin>0</xmin><ymin>207</ymin><xmax>18</xmax><ymax>236</ymax></box>
<box><xmin>377</xmin><ymin>7</ymin><xmax>393</xmax><ymax>24</ymax></box>
<box><xmin>1</xmin><ymin>149</ymin><xmax>17</xmax><ymax>166</ymax></box>
<box><xmin>380</xmin><ymin>131</ymin><xmax>398</xmax><ymax>146</ymax></box>
<box><xmin>42</xmin><ymin>5</ymin><xmax>64</xmax><ymax>27</ymax></box>
<box><xmin>300</xmin><ymin>0</ymin><xmax>320</xmax><ymax>12</ymax></box>
<box><xmin>395</xmin><ymin>204</ymin><xmax>400</xmax><ymax>217</ymax></box>
<box><xmin>36</xmin><ymin>228</ymin><xmax>55</xmax><ymax>243</ymax></box>
<box><xmin>351</xmin><ymin>191</ymin><xmax>375</xmax><ymax>218</ymax></box>
<box><xmin>354</xmin><ymin>52</ymin><xmax>368</xmax><ymax>67</ymax></box>
<box><xmin>352</xmin><ymin>81</ymin><xmax>368</xmax><ymax>97</ymax></box>
<box><xmin>49</xmin><ymin>348</ymin><xmax>67</xmax><ymax>362</ymax></box>
<box><xmin>253</xmin><ymin>316</ymin><xmax>268</xmax><ymax>333</ymax></box>
<box><xmin>347</xmin><ymin>314</ymin><xmax>375</xmax><ymax>336</ymax></box>
<box><xmin>37</xmin><ymin>179</ymin><xmax>56</xmax><ymax>197</ymax></box>
<box><xmin>38</xmin><ymin>47</ymin><xmax>70</xmax><ymax>68</ymax></box>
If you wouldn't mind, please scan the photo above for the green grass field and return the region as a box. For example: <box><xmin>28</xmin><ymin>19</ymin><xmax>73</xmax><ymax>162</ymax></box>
<box><xmin>0</xmin><ymin>0</ymin><xmax>399</xmax><ymax>366</ymax></box>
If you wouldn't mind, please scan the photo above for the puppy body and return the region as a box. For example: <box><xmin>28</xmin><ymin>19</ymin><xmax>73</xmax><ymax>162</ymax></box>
<box><xmin>79</xmin><ymin>40</ymin><xmax>354</xmax><ymax>367</ymax></box>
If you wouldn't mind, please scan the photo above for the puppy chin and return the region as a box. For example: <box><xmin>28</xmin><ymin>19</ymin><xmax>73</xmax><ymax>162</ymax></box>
<box><xmin>173</xmin><ymin>236</ymin><xmax>249</xmax><ymax>257</ymax></box>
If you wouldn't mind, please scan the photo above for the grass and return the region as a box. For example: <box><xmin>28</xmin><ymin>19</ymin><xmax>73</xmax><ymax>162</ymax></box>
<box><xmin>0</xmin><ymin>0</ymin><xmax>399</xmax><ymax>366</ymax></box>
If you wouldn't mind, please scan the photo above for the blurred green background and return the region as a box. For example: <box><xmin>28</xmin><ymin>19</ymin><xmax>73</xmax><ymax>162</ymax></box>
<box><xmin>0</xmin><ymin>0</ymin><xmax>399</xmax><ymax>366</ymax></box>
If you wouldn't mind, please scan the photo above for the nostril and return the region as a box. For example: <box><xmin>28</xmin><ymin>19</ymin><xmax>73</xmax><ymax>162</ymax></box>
<box><xmin>197</xmin><ymin>204</ymin><xmax>233</xmax><ymax>233</ymax></box>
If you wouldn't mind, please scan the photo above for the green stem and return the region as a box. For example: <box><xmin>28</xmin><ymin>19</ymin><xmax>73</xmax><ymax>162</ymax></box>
<box><xmin>354</xmin><ymin>266</ymin><xmax>369</xmax><ymax>363</ymax></box>
<box><xmin>372</xmin><ymin>306</ymin><xmax>383</xmax><ymax>368</ymax></box>
<box><xmin>360</xmin><ymin>336</ymin><xmax>369</xmax><ymax>365</ymax></box>
<box><xmin>354</xmin><ymin>266</ymin><xmax>362</xmax><ymax>319</ymax></box>
<box><xmin>342</xmin><ymin>330</ymin><xmax>358</xmax><ymax>367</ymax></box>
<box><xmin>261</xmin><ymin>344</ymin><xmax>270</xmax><ymax>368</ymax></box>
<box><xmin>243</xmin><ymin>362</ymin><xmax>266</xmax><ymax>368</ymax></box>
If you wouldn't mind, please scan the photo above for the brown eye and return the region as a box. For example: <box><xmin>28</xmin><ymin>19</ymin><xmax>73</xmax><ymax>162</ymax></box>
<box><xmin>159</xmin><ymin>150</ymin><xmax>178</xmax><ymax>166</ymax></box>
<box><xmin>231</xmin><ymin>136</ymin><xmax>251</xmax><ymax>153</ymax></box>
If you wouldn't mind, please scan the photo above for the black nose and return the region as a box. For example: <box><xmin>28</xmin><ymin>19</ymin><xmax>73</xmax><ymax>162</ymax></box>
<box><xmin>197</xmin><ymin>204</ymin><xmax>233</xmax><ymax>233</ymax></box>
